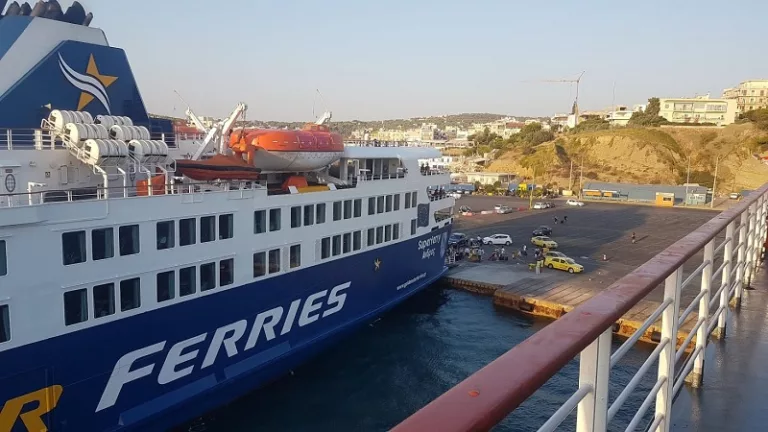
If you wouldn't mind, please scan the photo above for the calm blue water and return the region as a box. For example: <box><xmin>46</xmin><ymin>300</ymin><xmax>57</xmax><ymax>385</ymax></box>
<box><xmin>180</xmin><ymin>284</ymin><xmax>657</xmax><ymax>432</ymax></box>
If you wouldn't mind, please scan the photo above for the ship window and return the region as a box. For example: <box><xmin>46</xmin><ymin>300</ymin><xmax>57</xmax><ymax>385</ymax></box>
<box><xmin>119</xmin><ymin>225</ymin><xmax>140</xmax><ymax>256</ymax></box>
<box><xmin>343</xmin><ymin>233</ymin><xmax>352</xmax><ymax>253</ymax></box>
<box><xmin>92</xmin><ymin>228</ymin><xmax>114</xmax><ymax>260</ymax></box>
<box><xmin>411</xmin><ymin>191</ymin><xmax>417</xmax><ymax>208</ymax></box>
<box><xmin>393</xmin><ymin>223</ymin><xmax>400</xmax><ymax>240</ymax></box>
<box><xmin>291</xmin><ymin>206</ymin><xmax>302</xmax><ymax>228</ymax></box>
<box><xmin>180</xmin><ymin>218</ymin><xmax>196</xmax><ymax>246</ymax></box>
<box><xmin>253</xmin><ymin>252</ymin><xmax>267</xmax><ymax>277</ymax></box>
<box><xmin>62</xmin><ymin>231</ymin><xmax>86</xmax><ymax>265</ymax></box>
<box><xmin>411</xmin><ymin>219</ymin><xmax>417</xmax><ymax>235</ymax></box>
<box><xmin>386</xmin><ymin>195</ymin><xmax>393</xmax><ymax>212</ymax></box>
<box><xmin>64</xmin><ymin>288</ymin><xmax>88</xmax><ymax>325</ymax></box>
<box><xmin>220</xmin><ymin>259</ymin><xmax>234</xmax><ymax>286</ymax></box>
<box><xmin>157</xmin><ymin>271</ymin><xmax>175</xmax><ymax>302</ymax></box>
<box><xmin>219</xmin><ymin>214</ymin><xmax>234</xmax><ymax>239</ymax></box>
<box><xmin>333</xmin><ymin>201</ymin><xmax>342</xmax><ymax>221</ymax></box>
<box><xmin>254</xmin><ymin>210</ymin><xmax>267</xmax><ymax>234</ymax></box>
<box><xmin>120</xmin><ymin>278</ymin><xmax>141</xmax><ymax>312</ymax></box>
<box><xmin>376</xmin><ymin>196</ymin><xmax>385</xmax><ymax>214</ymax></box>
<box><xmin>353</xmin><ymin>231</ymin><xmax>362</xmax><ymax>251</ymax></box>
<box><xmin>269</xmin><ymin>249</ymin><xmax>281</xmax><ymax>273</ymax></box>
<box><xmin>343</xmin><ymin>200</ymin><xmax>352</xmax><ymax>219</ymax></box>
<box><xmin>332</xmin><ymin>235</ymin><xmax>341</xmax><ymax>256</ymax></box>
<box><xmin>376</xmin><ymin>226</ymin><xmax>384</xmax><ymax>244</ymax></box>
<box><xmin>0</xmin><ymin>305</ymin><xmax>8</xmax><ymax>343</ymax></box>
<box><xmin>354</xmin><ymin>198</ymin><xmax>363</xmax><ymax>217</ymax></box>
<box><xmin>367</xmin><ymin>228</ymin><xmax>375</xmax><ymax>246</ymax></box>
<box><xmin>385</xmin><ymin>225</ymin><xmax>392</xmax><ymax>242</ymax></box>
<box><xmin>269</xmin><ymin>209</ymin><xmax>281</xmax><ymax>231</ymax></box>
<box><xmin>290</xmin><ymin>245</ymin><xmax>301</xmax><ymax>268</ymax></box>
<box><xmin>394</xmin><ymin>194</ymin><xmax>400</xmax><ymax>211</ymax></box>
<box><xmin>405</xmin><ymin>192</ymin><xmax>412</xmax><ymax>209</ymax></box>
<box><xmin>304</xmin><ymin>205</ymin><xmax>314</xmax><ymax>226</ymax></box>
<box><xmin>368</xmin><ymin>197</ymin><xmax>376</xmax><ymax>215</ymax></box>
<box><xmin>93</xmin><ymin>283</ymin><xmax>115</xmax><ymax>319</ymax></box>
<box><xmin>179</xmin><ymin>266</ymin><xmax>196</xmax><ymax>297</ymax></box>
<box><xmin>201</xmin><ymin>216</ymin><xmax>216</xmax><ymax>243</ymax></box>
<box><xmin>156</xmin><ymin>221</ymin><xmax>175</xmax><ymax>250</ymax></box>
<box><xmin>200</xmin><ymin>262</ymin><xmax>216</xmax><ymax>291</ymax></box>
<box><xmin>0</xmin><ymin>240</ymin><xmax>5</xmax><ymax>276</ymax></box>
<box><xmin>321</xmin><ymin>238</ymin><xmax>331</xmax><ymax>259</ymax></box>
<box><xmin>316</xmin><ymin>203</ymin><xmax>326</xmax><ymax>224</ymax></box>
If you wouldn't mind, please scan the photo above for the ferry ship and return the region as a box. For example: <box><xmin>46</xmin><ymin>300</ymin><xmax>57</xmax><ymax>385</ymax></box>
<box><xmin>0</xmin><ymin>3</ymin><xmax>454</xmax><ymax>431</ymax></box>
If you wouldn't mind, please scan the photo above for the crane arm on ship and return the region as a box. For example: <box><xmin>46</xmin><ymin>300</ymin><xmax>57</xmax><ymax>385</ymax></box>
<box><xmin>190</xmin><ymin>102</ymin><xmax>247</xmax><ymax>160</ymax></box>
<box><xmin>315</xmin><ymin>111</ymin><xmax>332</xmax><ymax>126</ymax></box>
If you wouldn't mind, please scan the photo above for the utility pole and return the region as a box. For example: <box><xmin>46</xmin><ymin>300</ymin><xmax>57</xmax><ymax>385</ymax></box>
<box><xmin>685</xmin><ymin>156</ymin><xmax>691</xmax><ymax>205</ymax></box>
<box><xmin>529</xmin><ymin>167</ymin><xmax>536</xmax><ymax>209</ymax></box>
<box><xmin>711</xmin><ymin>156</ymin><xmax>719</xmax><ymax>209</ymax></box>
<box><xmin>579</xmin><ymin>155</ymin><xmax>584</xmax><ymax>198</ymax></box>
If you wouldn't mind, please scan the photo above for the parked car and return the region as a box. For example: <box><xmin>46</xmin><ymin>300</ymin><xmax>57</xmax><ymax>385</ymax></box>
<box><xmin>531</xmin><ymin>236</ymin><xmax>558</xmax><ymax>248</ymax></box>
<box><xmin>459</xmin><ymin>206</ymin><xmax>472</xmax><ymax>213</ymax></box>
<box><xmin>483</xmin><ymin>234</ymin><xmax>513</xmax><ymax>245</ymax></box>
<box><xmin>449</xmin><ymin>232</ymin><xmax>468</xmax><ymax>247</ymax></box>
<box><xmin>496</xmin><ymin>205</ymin><xmax>513</xmax><ymax>214</ymax></box>
<box><xmin>545</xmin><ymin>202</ymin><xmax>555</xmax><ymax>208</ymax></box>
<box><xmin>729</xmin><ymin>192</ymin><xmax>740</xmax><ymax>200</ymax></box>
<box><xmin>544</xmin><ymin>256</ymin><xmax>583</xmax><ymax>273</ymax></box>
<box><xmin>448</xmin><ymin>192</ymin><xmax>462</xmax><ymax>199</ymax></box>
<box><xmin>494</xmin><ymin>204</ymin><xmax>503</xmax><ymax>211</ymax></box>
<box><xmin>545</xmin><ymin>251</ymin><xmax>568</xmax><ymax>259</ymax></box>
<box><xmin>566</xmin><ymin>199</ymin><xmax>585</xmax><ymax>206</ymax></box>
<box><xmin>533</xmin><ymin>202</ymin><xmax>547</xmax><ymax>210</ymax></box>
<box><xmin>532</xmin><ymin>225</ymin><xmax>553</xmax><ymax>236</ymax></box>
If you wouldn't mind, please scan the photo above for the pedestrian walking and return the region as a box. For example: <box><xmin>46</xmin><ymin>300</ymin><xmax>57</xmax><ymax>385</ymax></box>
<box><xmin>631</xmin><ymin>232</ymin><xmax>636</xmax><ymax>244</ymax></box>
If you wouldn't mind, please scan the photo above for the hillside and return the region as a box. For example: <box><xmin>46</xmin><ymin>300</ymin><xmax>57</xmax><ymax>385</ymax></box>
<box><xmin>486</xmin><ymin>124</ymin><xmax>768</xmax><ymax>192</ymax></box>
<box><xmin>240</xmin><ymin>113</ymin><xmax>546</xmax><ymax>139</ymax></box>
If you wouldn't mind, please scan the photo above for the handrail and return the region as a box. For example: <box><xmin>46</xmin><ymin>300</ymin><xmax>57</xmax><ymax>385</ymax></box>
<box><xmin>394</xmin><ymin>183</ymin><xmax>768</xmax><ymax>432</ymax></box>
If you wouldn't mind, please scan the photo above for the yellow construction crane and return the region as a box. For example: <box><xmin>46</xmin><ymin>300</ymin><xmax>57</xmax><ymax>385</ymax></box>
<box><xmin>527</xmin><ymin>71</ymin><xmax>586</xmax><ymax>126</ymax></box>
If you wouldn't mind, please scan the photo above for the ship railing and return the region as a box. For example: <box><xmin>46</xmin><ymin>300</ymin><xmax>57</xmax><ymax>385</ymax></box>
<box><xmin>394</xmin><ymin>182</ymin><xmax>768</xmax><ymax>432</ymax></box>
<box><xmin>0</xmin><ymin>128</ymin><xmax>193</xmax><ymax>150</ymax></box>
<box><xmin>356</xmin><ymin>172</ymin><xmax>407</xmax><ymax>182</ymax></box>
<box><xmin>0</xmin><ymin>180</ymin><xmax>265</xmax><ymax>208</ymax></box>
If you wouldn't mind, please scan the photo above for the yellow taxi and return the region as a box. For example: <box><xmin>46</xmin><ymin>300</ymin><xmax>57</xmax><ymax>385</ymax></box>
<box><xmin>544</xmin><ymin>256</ymin><xmax>583</xmax><ymax>273</ymax></box>
<box><xmin>531</xmin><ymin>236</ymin><xmax>558</xmax><ymax>249</ymax></box>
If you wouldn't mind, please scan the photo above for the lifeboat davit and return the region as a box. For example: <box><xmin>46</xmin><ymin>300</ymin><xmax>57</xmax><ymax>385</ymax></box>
<box><xmin>175</xmin><ymin>154</ymin><xmax>261</xmax><ymax>181</ymax></box>
<box><xmin>229</xmin><ymin>124</ymin><xmax>344</xmax><ymax>172</ymax></box>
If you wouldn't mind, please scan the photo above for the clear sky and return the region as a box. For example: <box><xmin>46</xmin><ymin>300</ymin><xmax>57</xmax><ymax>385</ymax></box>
<box><xmin>76</xmin><ymin>0</ymin><xmax>768</xmax><ymax>121</ymax></box>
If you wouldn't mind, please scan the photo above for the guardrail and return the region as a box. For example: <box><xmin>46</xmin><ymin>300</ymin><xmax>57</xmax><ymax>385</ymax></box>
<box><xmin>394</xmin><ymin>183</ymin><xmax>768</xmax><ymax>432</ymax></box>
<box><xmin>1</xmin><ymin>128</ymin><xmax>191</xmax><ymax>150</ymax></box>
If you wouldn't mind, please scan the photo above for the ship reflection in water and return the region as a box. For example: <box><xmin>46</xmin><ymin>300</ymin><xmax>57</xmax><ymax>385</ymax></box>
<box><xmin>178</xmin><ymin>283</ymin><xmax>658</xmax><ymax>432</ymax></box>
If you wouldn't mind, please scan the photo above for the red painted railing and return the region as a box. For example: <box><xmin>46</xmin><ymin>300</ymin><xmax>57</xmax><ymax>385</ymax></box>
<box><xmin>394</xmin><ymin>183</ymin><xmax>768</xmax><ymax>432</ymax></box>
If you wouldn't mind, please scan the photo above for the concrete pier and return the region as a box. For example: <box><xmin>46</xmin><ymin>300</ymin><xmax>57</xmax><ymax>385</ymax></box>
<box><xmin>442</xmin><ymin>260</ymin><xmax>699</xmax><ymax>349</ymax></box>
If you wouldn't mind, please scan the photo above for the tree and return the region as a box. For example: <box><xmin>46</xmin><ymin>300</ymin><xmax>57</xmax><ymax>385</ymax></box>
<box><xmin>628</xmin><ymin>97</ymin><xmax>666</xmax><ymax>127</ymax></box>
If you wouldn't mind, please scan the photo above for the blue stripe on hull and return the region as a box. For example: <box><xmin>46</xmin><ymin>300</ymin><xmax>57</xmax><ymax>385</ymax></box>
<box><xmin>0</xmin><ymin>225</ymin><xmax>451</xmax><ymax>431</ymax></box>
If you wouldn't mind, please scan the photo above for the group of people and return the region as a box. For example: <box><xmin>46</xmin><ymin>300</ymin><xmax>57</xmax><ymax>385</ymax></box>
<box><xmin>429</xmin><ymin>188</ymin><xmax>447</xmax><ymax>200</ymax></box>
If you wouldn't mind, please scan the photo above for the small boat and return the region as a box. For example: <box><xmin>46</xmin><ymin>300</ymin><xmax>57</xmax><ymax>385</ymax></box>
<box><xmin>175</xmin><ymin>154</ymin><xmax>261</xmax><ymax>181</ymax></box>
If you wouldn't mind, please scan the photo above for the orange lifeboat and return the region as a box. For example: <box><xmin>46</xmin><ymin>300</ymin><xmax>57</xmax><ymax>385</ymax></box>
<box><xmin>175</xmin><ymin>154</ymin><xmax>261</xmax><ymax>181</ymax></box>
<box><xmin>230</xmin><ymin>124</ymin><xmax>344</xmax><ymax>172</ymax></box>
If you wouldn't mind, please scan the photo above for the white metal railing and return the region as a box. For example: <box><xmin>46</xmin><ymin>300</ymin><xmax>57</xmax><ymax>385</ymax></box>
<box><xmin>0</xmin><ymin>181</ymin><xmax>265</xmax><ymax>208</ymax></box>
<box><xmin>1</xmin><ymin>128</ymin><xmax>184</xmax><ymax>150</ymax></box>
<box><xmin>395</xmin><ymin>185</ymin><xmax>768</xmax><ymax>432</ymax></box>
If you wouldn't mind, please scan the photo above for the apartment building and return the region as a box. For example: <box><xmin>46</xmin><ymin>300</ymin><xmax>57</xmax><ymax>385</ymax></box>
<box><xmin>657</xmin><ymin>95</ymin><xmax>737</xmax><ymax>126</ymax></box>
<box><xmin>721</xmin><ymin>80</ymin><xmax>768</xmax><ymax>114</ymax></box>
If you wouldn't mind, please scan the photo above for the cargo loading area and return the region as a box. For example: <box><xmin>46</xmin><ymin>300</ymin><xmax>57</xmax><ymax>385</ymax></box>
<box><xmin>445</xmin><ymin>197</ymin><xmax>720</xmax><ymax>347</ymax></box>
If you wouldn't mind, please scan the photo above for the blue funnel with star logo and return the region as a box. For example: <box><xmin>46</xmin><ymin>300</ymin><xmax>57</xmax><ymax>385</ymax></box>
<box><xmin>0</xmin><ymin>15</ymin><xmax>150</xmax><ymax>129</ymax></box>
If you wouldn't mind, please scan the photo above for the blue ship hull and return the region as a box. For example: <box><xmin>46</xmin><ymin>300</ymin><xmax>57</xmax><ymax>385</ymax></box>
<box><xmin>0</xmin><ymin>225</ymin><xmax>451</xmax><ymax>432</ymax></box>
